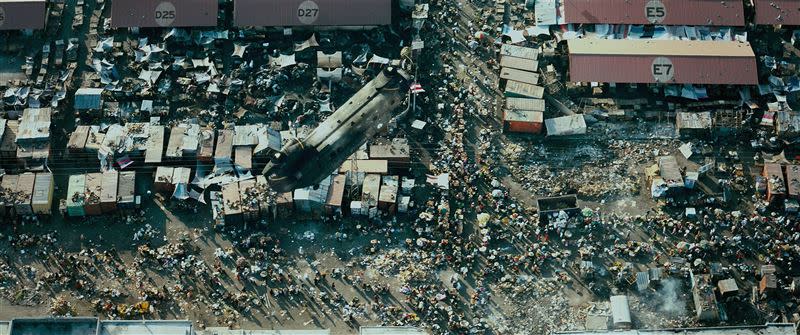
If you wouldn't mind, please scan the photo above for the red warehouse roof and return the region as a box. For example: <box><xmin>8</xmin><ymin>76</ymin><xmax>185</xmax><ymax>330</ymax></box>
<box><xmin>754</xmin><ymin>0</ymin><xmax>800</xmax><ymax>25</ymax></box>
<box><xmin>234</xmin><ymin>0</ymin><xmax>391</xmax><ymax>27</ymax></box>
<box><xmin>562</xmin><ymin>0</ymin><xmax>744</xmax><ymax>26</ymax></box>
<box><xmin>0</xmin><ymin>0</ymin><xmax>46</xmax><ymax>30</ymax></box>
<box><xmin>568</xmin><ymin>39</ymin><xmax>758</xmax><ymax>85</ymax></box>
<box><xmin>111</xmin><ymin>0</ymin><xmax>218</xmax><ymax>28</ymax></box>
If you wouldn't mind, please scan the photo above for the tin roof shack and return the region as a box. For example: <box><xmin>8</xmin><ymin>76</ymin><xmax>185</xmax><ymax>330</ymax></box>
<box><xmin>340</xmin><ymin>159</ymin><xmax>389</xmax><ymax>187</ymax></box>
<box><xmin>144</xmin><ymin>125</ymin><xmax>164</xmax><ymax>164</ymax></box>
<box><xmin>198</xmin><ymin>128</ymin><xmax>215</xmax><ymax>162</ymax></box>
<box><xmin>0</xmin><ymin>174</ymin><xmax>18</xmax><ymax>217</ymax></box>
<box><xmin>370</xmin><ymin>139</ymin><xmax>411</xmax><ymax>173</ymax></box>
<box><xmin>362</xmin><ymin>174</ymin><xmax>381</xmax><ymax>215</ymax></box>
<box><xmin>31</xmin><ymin>172</ymin><xmax>53</xmax><ymax>215</ymax></box>
<box><xmin>764</xmin><ymin>164</ymin><xmax>786</xmax><ymax>203</ymax></box>
<box><xmin>562</xmin><ymin>0</ymin><xmax>744</xmax><ymax>26</ymax></box>
<box><xmin>215</xmin><ymin>129</ymin><xmax>233</xmax><ymax>167</ymax></box>
<box><xmin>9</xmin><ymin>317</ymin><xmax>99</xmax><ymax>335</ymax></box>
<box><xmin>659</xmin><ymin>156</ymin><xmax>684</xmax><ymax>189</ymax></box>
<box><xmin>14</xmin><ymin>172</ymin><xmax>35</xmax><ymax>216</ymax></box>
<box><xmin>691</xmin><ymin>272</ymin><xmax>720</xmax><ymax>322</ymax></box>
<box><xmin>84</xmin><ymin>173</ymin><xmax>103</xmax><ymax>216</ymax></box>
<box><xmin>760</xmin><ymin>273</ymin><xmax>778</xmax><ymax>295</ymax></box>
<box><xmin>787</xmin><ymin>165</ymin><xmax>800</xmax><ymax>200</ymax></box>
<box><xmin>68</xmin><ymin>125</ymin><xmax>90</xmax><ymax>153</ymax></box>
<box><xmin>536</xmin><ymin>195</ymin><xmax>579</xmax><ymax>224</ymax></box>
<box><xmin>326</xmin><ymin>174</ymin><xmax>346</xmax><ymax>215</ymax></box>
<box><xmin>166</xmin><ymin>124</ymin><xmax>199</xmax><ymax>160</ymax></box>
<box><xmin>676</xmin><ymin>112</ymin><xmax>712</xmax><ymax>137</ymax></box>
<box><xmin>235</xmin><ymin>146</ymin><xmax>253</xmax><ymax>170</ymax></box>
<box><xmin>609</xmin><ymin>295</ymin><xmax>632</xmax><ymax>329</ymax></box>
<box><xmin>239</xmin><ymin>179</ymin><xmax>260</xmax><ymax>222</ymax></box>
<box><xmin>567</xmin><ymin>40</ymin><xmax>758</xmax><ymax>85</ymax></box>
<box><xmin>545</xmin><ymin>115</ymin><xmax>587</xmax><ymax>136</ymax></box>
<box><xmin>0</xmin><ymin>120</ymin><xmax>18</xmax><ymax>164</ymax></box>
<box><xmin>504</xmin><ymin>109</ymin><xmax>543</xmax><ymax>134</ymax></box>
<box><xmin>74</xmin><ymin>88</ymin><xmax>104</xmax><ymax>110</ymax></box>
<box><xmin>222</xmin><ymin>182</ymin><xmax>243</xmax><ymax>225</ymax></box>
<box><xmin>100</xmin><ymin>170</ymin><xmax>118</xmax><ymax>213</ymax></box>
<box><xmin>66</xmin><ymin>174</ymin><xmax>86</xmax><ymax>217</ymax></box>
<box><xmin>718</xmin><ymin>278</ymin><xmax>739</xmax><ymax>299</ymax></box>
<box><xmin>111</xmin><ymin>0</ymin><xmax>218</xmax><ymax>28</ymax></box>
<box><xmin>275</xmin><ymin>191</ymin><xmax>293</xmax><ymax>219</ymax></box>
<box><xmin>775</xmin><ymin>111</ymin><xmax>800</xmax><ymax>138</ymax></box>
<box><xmin>15</xmin><ymin>108</ymin><xmax>50</xmax><ymax>167</ymax></box>
<box><xmin>0</xmin><ymin>0</ymin><xmax>47</xmax><ymax>31</ymax></box>
<box><xmin>233</xmin><ymin>0</ymin><xmax>391</xmax><ymax>27</ymax></box>
<box><xmin>117</xmin><ymin>171</ymin><xmax>136</xmax><ymax>211</ymax></box>
<box><xmin>754</xmin><ymin>0</ymin><xmax>800</xmax><ymax>25</ymax></box>
<box><xmin>153</xmin><ymin>166</ymin><xmax>175</xmax><ymax>193</ymax></box>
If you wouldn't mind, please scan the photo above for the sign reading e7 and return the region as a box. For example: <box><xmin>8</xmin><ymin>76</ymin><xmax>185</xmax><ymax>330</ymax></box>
<box><xmin>651</xmin><ymin>57</ymin><xmax>674</xmax><ymax>82</ymax></box>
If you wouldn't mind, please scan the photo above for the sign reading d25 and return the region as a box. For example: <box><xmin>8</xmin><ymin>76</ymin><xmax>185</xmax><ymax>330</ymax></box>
<box><xmin>155</xmin><ymin>2</ymin><xmax>177</xmax><ymax>27</ymax></box>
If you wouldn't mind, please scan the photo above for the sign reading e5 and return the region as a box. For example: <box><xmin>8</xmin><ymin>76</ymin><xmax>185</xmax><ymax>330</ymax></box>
<box><xmin>645</xmin><ymin>0</ymin><xmax>666</xmax><ymax>24</ymax></box>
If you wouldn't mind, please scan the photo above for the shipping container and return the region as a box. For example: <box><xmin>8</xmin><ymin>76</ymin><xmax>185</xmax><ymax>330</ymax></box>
<box><xmin>326</xmin><ymin>174</ymin><xmax>346</xmax><ymax>215</ymax></box>
<box><xmin>117</xmin><ymin>171</ymin><xmax>136</xmax><ymax>210</ymax></box>
<box><xmin>239</xmin><ymin>179</ymin><xmax>260</xmax><ymax>222</ymax></box>
<box><xmin>15</xmin><ymin>173</ymin><xmax>35</xmax><ymax>216</ymax></box>
<box><xmin>500</xmin><ymin>68</ymin><xmax>539</xmax><ymax>86</ymax></box>
<box><xmin>562</xmin><ymin>0</ymin><xmax>744</xmax><ymax>26</ymax></box>
<box><xmin>0</xmin><ymin>120</ymin><xmax>18</xmax><ymax>163</ymax></box>
<box><xmin>500</xmin><ymin>56</ymin><xmax>538</xmax><ymax>72</ymax></box>
<box><xmin>84</xmin><ymin>173</ymin><xmax>103</xmax><ymax>216</ymax></box>
<box><xmin>111</xmin><ymin>0</ymin><xmax>218</xmax><ymax>28</ymax></box>
<box><xmin>234</xmin><ymin>0</ymin><xmax>391</xmax><ymax>27</ymax></box>
<box><xmin>361</xmin><ymin>174</ymin><xmax>381</xmax><ymax>208</ymax></box>
<box><xmin>504</xmin><ymin>110</ymin><xmax>544</xmax><ymax>134</ymax></box>
<box><xmin>67</xmin><ymin>125</ymin><xmax>90</xmax><ymax>152</ymax></box>
<box><xmin>215</xmin><ymin>129</ymin><xmax>233</xmax><ymax>164</ymax></box>
<box><xmin>145</xmin><ymin>125</ymin><xmax>165</xmax><ymax>164</ymax></box>
<box><xmin>100</xmin><ymin>170</ymin><xmax>119</xmax><ymax>213</ymax></box>
<box><xmin>0</xmin><ymin>0</ymin><xmax>47</xmax><ymax>31</ymax></box>
<box><xmin>568</xmin><ymin>39</ymin><xmax>758</xmax><ymax>85</ymax></box>
<box><xmin>764</xmin><ymin>164</ymin><xmax>786</xmax><ymax>203</ymax></box>
<box><xmin>787</xmin><ymin>165</ymin><xmax>800</xmax><ymax>200</ymax></box>
<box><xmin>378</xmin><ymin>184</ymin><xmax>397</xmax><ymax>214</ymax></box>
<box><xmin>31</xmin><ymin>172</ymin><xmax>53</xmax><ymax>215</ymax></box>
<box><xmin>234</xmin><ymin>146</ymin><xmax>253</xmax><ymax>170</ymax></box>
<box><xmin>154</xmin><ymin>166</ymin><xmax>175</xmax><ymax>193</ymax></box>
<box><xmin>293</xmin><ymin>188</ymin><xmax>312</xmax><ymax>213</ymax></box>
<box><xmin>754</xmin><ymin>0</ymin><xmax>800</xmax><ymax>25</ymax></box>
<box><xmin>198</xmin><ymin>128</ymin><xmax>215</xmax><ymax>162</ymax></box>
<box><xmin>504</xmin><ymin>80</ymin><xmax>544</xmax><ymax>99</ymax></box>
<box><xmin>500</xmin><ymin>44</ymin><xmax>539</xmax><ymax>61</ymax></box>
<box><xmin>222</xmin><ymin>182</ymin><xmax>243</xmax><ymax>224</ymax></box>
<box><xmin>66</xmin><ymin>174</ymin><xmax>86</xmax><ymax>217</ymax></box>
<box><xmin>0</xmin><ymin>174</ymin><xmax>19</xmax><ymax>217</ymax></box>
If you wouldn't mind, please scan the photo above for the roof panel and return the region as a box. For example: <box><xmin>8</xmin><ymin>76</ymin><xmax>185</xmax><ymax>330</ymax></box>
<box><xmin>234</xmin><ymin>0</ymin><xmax>391</xmax><ymax>27</ymax></box>
<box><xmin>563</xmin><ymin>0</ymin><xmax>744</xmax><ymax>26</ymax></box>
<box><xmin>0</xmin><ymin>0</ymin><xmax>46</xmax><ymax>30</ymax></box>
<box><xmin>111</xmin><ymin>0</ymin><xmax>218</xmax><ymax>28</ymax></box>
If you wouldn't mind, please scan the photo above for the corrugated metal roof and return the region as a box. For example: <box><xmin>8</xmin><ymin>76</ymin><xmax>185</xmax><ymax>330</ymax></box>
<box><xmin>562</xmin><ymin>0</ymin><xmax>744</xmax><ymax>26</ymax></box>
<box><xmin>111</xmin><ymin>0</ymin><xmax>217</xmax><ymax>28</ymax></box>
<box><xmin>569</xmin><ymin>39</ymin><xmax>755</xmax><ymax>57</ymax></box>
<box><xmin>234</xmin><ymin>0</ymin><xmax>391</xmax><ymax>27</ymax></box>
<box><xmin>754</xmin><ymin>0</ymin><xmax>800</xmax><ymax>25</ymax></box>
<box><xmin>504</xmin><ymin>109</ymin><xmax>543</xmax><ymax>123</ymax></box>
<box><xmin>568</xmin><ymin>40</ymin><xmax>758</xmax><ymax>85</ymax></box>
<box><xmin>0</xmin><ymin>0</ymin><xmax>46</xmax><ymax>30</ymax></box>
<box><xmin>74</xmin><ymin>88</ymin><xmax>104</xmax><ymax>110</ymax></box>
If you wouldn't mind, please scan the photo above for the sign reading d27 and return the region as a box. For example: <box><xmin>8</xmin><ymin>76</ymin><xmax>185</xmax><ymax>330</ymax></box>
<box><xmin>155</xmin><ymin>2</ymin><xmax>177</xmax><ymax>27</ymax></box>
<box><xmin>297</xmin><ymin>0</ymin><xmax>320</xmax><ymax>25</ymax></box>
<box><xmin>645</xmin><ymin>0</ymin><xmax>666</xmax><ymax>24</ymax></box>
<box><xmin>651</xmin><ymin>57</ymin><xmax>674</xmax><ymax>82</ymax></box>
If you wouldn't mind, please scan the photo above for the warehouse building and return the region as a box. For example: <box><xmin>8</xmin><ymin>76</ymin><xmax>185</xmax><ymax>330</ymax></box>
<box><xmin>568</xmin><ymin>39</ymin><xmax>758</xmax><ymax>85</ymax></box>
<box><xmin>111</xmin><ymin>0</ymin><xmax>218</xmax><ymax>28</ymax></box>
<box><xmin>753</xmin><ymin>0</ymin><xmax>800</xmax><ymax>26</ymax></box>
<box><xmin>233</xmin><ymin>0</ymin><xmax>391</xmax><ymax>27</ymax></box>
<box><xmin>561</xmin><ymin>0</ymin><xmax>744</xmax><ymax>26</ymax></box>
<box><xmin>0</xmin><ymin>0</ymin><xmax>47</xmax><ymax>31</ymax></box>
